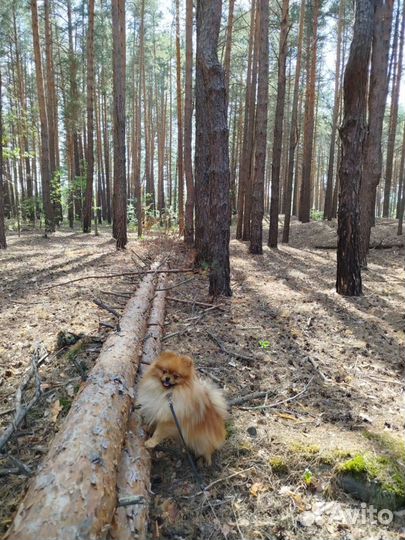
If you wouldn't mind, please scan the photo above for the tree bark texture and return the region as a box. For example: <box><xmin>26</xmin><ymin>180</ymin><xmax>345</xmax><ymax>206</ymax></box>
<box><xmin>5</xmin><ymin>266</ymin><xmax>160</xmax><ymax>540</ymax></box>
<box><xmin>268</xmin><ymin>0</ymin><xmax>289</xmax><ymax>248</ymax></box>
<box><xmin>249</xmin><ymin>0</ymin><xmax>270</xmax><ymax>254</ymax></box>
<box><xmin>336</xmin><ymin>0</ymin><xmax>373</xmax><ymax>296</ymax></box>
<box><xmin>359</xmin><ymin>0</ymin><xmax>393</xmax><ymax>265</ymax></box>
<box><xmin>196</xmin><ymin>0</ymin><xmax>232</xmax><ymax>296</ymax></box>
<box><xmin>112</xmin><ymin>0</ymin><xmax>127</xmax><ymax>248</ymax></box>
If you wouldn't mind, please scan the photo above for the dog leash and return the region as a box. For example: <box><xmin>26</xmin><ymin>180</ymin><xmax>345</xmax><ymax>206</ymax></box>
<box><xmin>166</xmin><ymin>391</ymin><xmax>205</xmax><ymax>492</ymax></box>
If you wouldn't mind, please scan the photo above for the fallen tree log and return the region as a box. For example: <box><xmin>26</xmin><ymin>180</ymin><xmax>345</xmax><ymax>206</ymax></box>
<box><xmin>109</xmin><ymin>270</ymin><xmax>167</xmax><ymax>540</ymax></box>
<box><xmin>5</xmin><ymin>262</ymin><xmax>161</xmax><ymax>540</ymax></box>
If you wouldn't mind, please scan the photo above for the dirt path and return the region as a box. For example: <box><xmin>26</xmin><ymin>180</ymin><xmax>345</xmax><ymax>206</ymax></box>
<box><xmin>0</xmin><ymin>221</ymin><xmax>403</xmax><ymax>539</ymax></box>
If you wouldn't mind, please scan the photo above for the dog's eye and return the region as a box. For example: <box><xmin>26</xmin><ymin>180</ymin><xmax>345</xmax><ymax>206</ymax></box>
<box><xmin>161</xmin><ymin>369</ymin><xmax>167</xmax><ymax>375</ymax></box>
<box><xmin>173</xmin><ymin>373</ymin><xmax>179</xmax><ymax>380</ymax></box>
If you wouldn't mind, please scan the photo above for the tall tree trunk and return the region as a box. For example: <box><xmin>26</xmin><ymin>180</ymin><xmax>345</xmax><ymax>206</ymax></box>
<box><xmin>236</xmin><ymin>0</ymin><xmax>256</xmax><ymax>239</ymax></box>
<box><xmin>195</xmin><ymin>0</ymin><xmax>232</xmax><ymax>296</ymax></box>
<box><xmin>31</xmin><ymin>0</ymin><xmax>54</xmax><ymax>234</ymax></box>
<box><xmin>0</xmin><ymin>71</ymin><xmax>6</xmax><ymax>249</ymax></box>
<box><xmin>337</xmin><ymin>0</ymin><xmax>373</xmax><ymax>296</ymax></box>
<box><xmin>397</xmin><ymin>123</ymin><xmax>405</xmax><ymax>235</ymax></box>
<box><xmin>112</xmin><ymin>0</ymin><xmax>127</xmax><ymax>248</ymax></box>
<box><xmin>282</xmin><ymin>0</ymin><xmax>305</xmax><ymax>242</ymax></box>
<box><xmin>184</xmin><ymin>0</ymin><xmax>194</xmax><ymax>244</ymax></box>
<box><xmin>268</xmin><ymin>0</ymin><xmax>289</xmax><ymax>248</ymax></box>
<box><xmin>250</xmin><ymin>0</ymin><xmax>269</xmax><ymax>254</ymax></box>
<box><xmin>298</xmin><ymin>0</ymin><xmax>319</xmax><ymax>223</ymax></box>
<box><xmin>359</xmin><ymin>0</ymin><xmax>393</xmax><ymax>266</ymax></box>
<box><xmin>324</xmin><ymin>0</ymin><xmax>345</xmax><ymax>220</ymax></box>
<box><xmin>176</xmin><ymin>0</ymin><xmax>185</xmax><ymax>235</ymax></box>
<box><xmin>224</xmin><ymin>0</ymin><xmax>235</xmax><ymax>103</ymax></box>
<box><xmin>383</xmin><ymin>0</ymin><xmax>405</xmax><ymax>217</ymax></box>
<box><xmin>83</xmin><ymin>0</ymin><xmax>95</xmax><ymax>233</ymax></box>
<box><xmin>44</xmin><ymin>0</ymin><xmax>62</xmax><ymax>223</ymax></box>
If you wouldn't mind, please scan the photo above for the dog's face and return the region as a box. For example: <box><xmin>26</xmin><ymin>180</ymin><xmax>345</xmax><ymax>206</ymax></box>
<box><xmin>150</xmin><ymin>351</ymin><xmax>194</xmax><ymax>389</ymax></box>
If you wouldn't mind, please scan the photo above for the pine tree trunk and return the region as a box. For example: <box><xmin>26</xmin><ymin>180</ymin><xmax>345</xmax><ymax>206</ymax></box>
<box><xmin>196</xmin><ymin>0</ymin><xmax>232</xmax><ymax>296</ymax></box>
<box><xmin>112</xmin><ymin>0</ymin><xmax>127</xmax><ymax>248</ymax></box>
<box><xmin>324</xmin><ymin>0</ymin><xmax>345</xmax><ymax>220</ymax></box>
<box><xmin>268</xmin><ymin>0</ymin><xmax>289</xmax><ymax>248</ymax></box>
<box><xmin>359</xmin><ymin>0</ymin><xmax>393</xmax><ymax>266</ymax></box>
<box><xmin>83</xmin><ymin>0</ymin><xmax>95</xmax><ymax>233</ymax></box>
<box><xmin>282</xmin><ymin>0</ymin><xmax>305</xmax><ymax>243</ymax></box>
<box><xmin>397</xmin><ymin>124</ymin><xmax>405</xmax><ymax>235</ymax></box>
<box><xmin>236</xmin><ymin>0</ymin><xmax>256</xmax><ymax>240</ymax></box>
<box><xmin>298</xmin><ymin>0</ymin><xmax>319</xmax><ymax>223</ymax></box>
<box><xmin>383</xmin><ymin>0</ymin><xmax>404</xmax><ymax>217</ymax></box>
<box><xmin>0</xmin><ymin>71</ymin><xmax>6</xmax><ymax>249</ymax></box>
<box><xmin>337</xmin><ymin>0</ymin><xmax>373</xmax><ymax>296</ymax></box>
<box><xmin>250</xmin><ymin>0</ymin><xmax>269</xmax><ymax>255</ymax></box>
<box><xmin>176</xmin><ymin>0</ymin><xmax>185</xmax><ymax>235</ymax></box>
<box><xmin>224</xmin><ymin>0</ymin><xmax>235</xmax><ymax>103</ymax></box>
<box><xmin>184</xmin><ymin>0</ymin><xmax>194</xmax><ymax>245</ymax></box>
<box><xmin>31</xmin><ymin>0</ymin><xmax>54</xmax><ymax>234</ymax></box>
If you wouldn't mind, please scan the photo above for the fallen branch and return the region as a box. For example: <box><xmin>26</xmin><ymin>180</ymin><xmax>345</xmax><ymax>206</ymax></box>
<box><xmin>0</xmin><ymin>347</ymin><xmax>43</xmax><ymax>453</ymax></box>
<box><xmin>207</xmin><ymin>332</ymin><xmax>255</xmax><ymax>364</ymax></box>
<box><xmin>6</xmin><ymin>262</ymin><xmax>162</xmax><ymax>540</ymax></box>
<box><xmin>43</xmin><ymin>267</ymin><xmax>194</xmax><ymax>290</ymax></box>
<box><xmin>98</xmin><ymin>290</ymin><xmax>132</xmax><ymax>299</ymax></box>
<box><xmin>109</xmin><ymin>270</ymin><xmax>167</xmax><ymax>540</ymax></box>
<box><xmin>241</xmin><ymin>376</ymin><xmax>315</xmax><ymax>411</ymax></box>
<box><xmin>93</xmin><ymin>298</ymin><xmax>122</xmax><ymax>320</ymax></box>
<box><xmin>167</xmin><ymin>296</ymin><xmax>224</xmax><ymax>311</ymax></box>
<box><xmin>162</xmin><ymin>305</ymin><xmax>223</xmax><ymax>342</ymax></box>
<box><xmin>228</xmin><ymin>389</ymin><xmax>277</xmax><ymax>407</ymax></box>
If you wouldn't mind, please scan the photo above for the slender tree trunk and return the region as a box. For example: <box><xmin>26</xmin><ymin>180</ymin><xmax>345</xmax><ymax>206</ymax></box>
<box><xmin>195</xmin><ymin>0</ymin><xmax>232</xmax><ymax>296</ymax></box>
<box><xmin>282</xmin><ymin>0</ymin><xmax>305</xmax><ymax>242</ymax></box>
<box><xmin>397</xmin><ymin>123</ymin><xmax>405</xmax><ymax>235</ymax></box>
<box><xmin>383</xmin><ymin>0</ymin><xmax>404</xmax><ymax>217</ymax></box>
<box><xmin>236</xmin><ymin>0</ymin><xmax>256</xmax><ymax>239</ymax></box>
<box><xmin>31</xmin><ymin>0</ymin><xmax>54</xmax><ymax>234</ymax></box>
<box><xmin>337</xmin><ymin>0</ymin><xmax>373</xmax><ymax>296</ymax></box>
<box><xmin>359</xmin><ymin>0</ymin><xmax>393</xmax><ymax>266</ymax></box>
<box><xmin>250</xmin><ymin>0</ymin><xmax>269</xmax><ymax>254</ymax></box>
<box><xmin>324</xmin><ymin>0</ymin><xmax>345</xmax><ymax>220</ymax></box>
<box><xmin>112</xmin><ymin>0</ymin><xmax>127</xmax><ymax>248</ymax></box>
<box><xmin>184</xmin><ymin>0</ymin><xmax>194</xmax><ymax>244</ymax></box>
<box><xmin>298</xmin><ymin>0</ymin><xmax>319</xmax><ymax>223</ymax></box>
<box><xmin>268</xmin><ymin>0</ymin><xmax>289</xmax><ymax>248</ymax></box>
<box><xmin>0</xmin><ymin>71</ymin><xmax>6</xmax><ymax>249</ymax></box>
<box><xmin>83</xmin><ymin>0</ymin><xmax>95</xmax><ymax>233</ymax></box>
<box><xmin>224</xmin><ymin>0</ymin><xmax>235</xmax><ymax>103</ymax></box>
<box><xmin>176</xmin><ymin>0</ymin><xmax>185</xmax><ymax>235</ymax></box>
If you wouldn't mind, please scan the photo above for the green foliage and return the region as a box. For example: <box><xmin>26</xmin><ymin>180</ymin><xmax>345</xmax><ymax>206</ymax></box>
<box><xmin>258</xmin><ymin>339</ymin><xmax>271</xmax><ymax>349</ymax></box>
<box><xmin>303</xmin><ymin>468</ymin><xmax>314</xmax><ymax>487</ymax></box>
<box><xmin>310</xmin><ymin>208</ymin><xmax>323</xmax><ymax>221</ymax></box>
<box><xmin>269</xmin><ymin>456</ymin><xmax>289</xmax><ymax>474</ymax></box>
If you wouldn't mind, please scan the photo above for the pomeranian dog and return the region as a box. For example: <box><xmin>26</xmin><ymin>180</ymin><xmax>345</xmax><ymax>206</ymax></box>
<box><xmin>138</xmin><ymin>351</ymin><xmax>227</xmax><ymax>465</ymax></box>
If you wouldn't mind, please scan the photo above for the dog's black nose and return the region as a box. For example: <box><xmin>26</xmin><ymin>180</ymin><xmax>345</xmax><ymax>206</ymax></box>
<box><xmin>164</xmin><ymin>376</ymin><xmax>171</xmax><ymax>382</ymax></box>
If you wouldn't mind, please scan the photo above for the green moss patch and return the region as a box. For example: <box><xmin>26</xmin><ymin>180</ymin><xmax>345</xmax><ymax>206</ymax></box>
<box><xmin>269</xmin><ymin>456</ymin><xmax>289</xmax><ymax>474</ymax></box>
<box><xmin>336</xmin><ymin>450</ymin><xmax>405</xmax><ymax>510</ymax></box>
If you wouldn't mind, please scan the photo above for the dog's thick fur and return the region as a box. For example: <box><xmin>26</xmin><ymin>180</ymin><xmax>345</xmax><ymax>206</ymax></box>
<box><xmin>138</xmin><ymin>351</ymin><xmax>227</xmax><ymax>464</ymax></box>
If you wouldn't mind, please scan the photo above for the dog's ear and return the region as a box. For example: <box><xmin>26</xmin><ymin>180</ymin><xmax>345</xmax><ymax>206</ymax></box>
<box><xmin>180</xmin><ymin>355</ymin><xmax>194</xmax><ymax>367</ymax></box>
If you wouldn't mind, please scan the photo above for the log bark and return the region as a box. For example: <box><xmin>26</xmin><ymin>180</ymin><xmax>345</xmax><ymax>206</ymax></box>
<box><xmin>5</xmin><ymin>264</ymin><xmax>161</xmax><ymax>540</ymax></box>
<box><xmin>109</xmin><ymin>271</ymin><xmax>167</xmax><ymax>540</ymax></box>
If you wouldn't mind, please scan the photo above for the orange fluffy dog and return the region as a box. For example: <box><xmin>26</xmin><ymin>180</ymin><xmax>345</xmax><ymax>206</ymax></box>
<box><xmin>138</xmin><ymin>351</ymin><xmax>227</xmax><ymax>464</ymax></box>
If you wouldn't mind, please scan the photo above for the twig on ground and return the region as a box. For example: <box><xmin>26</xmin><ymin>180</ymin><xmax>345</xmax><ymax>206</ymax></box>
<box><xmin>130</xmin><ymin>248</ymin><xmax>149</xmax><ymax>266</ymax></box>
<box><xmin>99</xmin><ymin>321</ymin><xmax>115</xmax><ymax>329</ymax></box>
<box><xmin>98</xmin><ymin>290</ymin><xmax>131</xmax><ymax>299</ymax></box>
<box><xmin>156</xmin><ymin>276</ymin><xmax>196</xmax><ymax>291</ymax></box>
<box><xmin>167</xmin><ymin>296</ymin><xmax>224</xmax><ymax>311</ymax></box>
<box><xmin>198</xmin><ymin>367</ymin><xmax>222</xmax><ymax>384</ymax></box>
<box><xmin>0</xmin><ymin>467</ymin><xmax>20</xmax><ymax>476</ymax></box>
<box><xmin>7</xmin><ymin>454</ymin><xmax>33</xmax><ymax>476</ymax></box>
<box><xmin>228</xmin><ymin>390</ymin><xmax>277</xmax><ymax>407</ymax></box>
<box><xmin>182</xmin><ymin>467</ymin><xmax>255</xmax><ymax>498</ymax></box>
<box><xmin>241</xmin><ymin>376</ymin><xmax>315</xmax><ymax>411</ymax></box>
<box><xmin>42</xmin><ymin>267</ymin><xmax>194</xmax><ymax>290</ymax></box>
<box><xmin>207</xmin><ymin>332</ymin><xmax>255</xmax><ymax>364</ymax></box>
<box><xmin>162</xmin><ymin>305</ymin><xmax>224</xmax><ymax>342</ymax></box>
<box><xmin>93</xmin><ymin>299</ymin><xmax>122</xmax><ymax>319</ymax></box>
<box><xmin>0</xmin><ymin>346</ymin><xmax>43</xmax><ymax>452</ymax></box>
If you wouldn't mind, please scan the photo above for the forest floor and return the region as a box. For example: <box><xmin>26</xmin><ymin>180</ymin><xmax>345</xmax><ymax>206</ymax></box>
<box><xmin>0</xmin><ymin>218</ymin><xmax>404</xmax><ymax>540</ymax></box>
